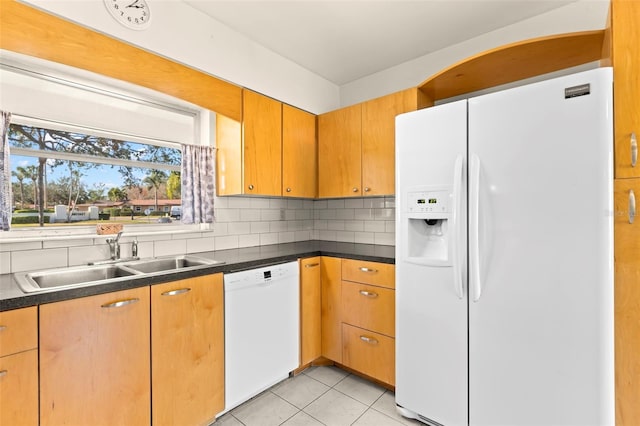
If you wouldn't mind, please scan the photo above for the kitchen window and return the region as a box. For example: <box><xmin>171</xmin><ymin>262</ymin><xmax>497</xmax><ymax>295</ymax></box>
<box><xmin>8</xmin><ymin>122</ymin><xmax>181</xmax><ymax>228</ymax></box>
<box><xmin>1</xmin><ymin>50</ymin><xmax>210</xmax><ymax>236</ymax></box>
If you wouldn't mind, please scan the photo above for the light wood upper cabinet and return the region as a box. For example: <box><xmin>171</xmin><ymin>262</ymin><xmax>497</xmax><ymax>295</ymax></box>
<box><xmin>319</xmin><ymin>88</ymin><xmax>427</xmax><ymax>198</ymax></box>
<box><xmin>39</xmin><ymin>287</ymin><xmax>151</xmax><ymax>426</ymax></box>
<box><xmin>610</xmin><ymin>0</ymin><xmax>640</xmax><ymax>178</ymax></box>
<box><xmin>362</xmin><ymin>88</ymin><xmax>425</xmax><ymax>195</ymax></box>
<box><xmin>300</xmin><ymin>257</ymin><xmax>322</xmax><ymax>366</ymax></box>
<box><xmin>244</xmin><ymin>89</ymin><xmax>283</xmax><ymax>196</ymax></box>
<box><xmin>151</xmin><ymin>274</ymin><xmax>224</xmax><ymax>426</ymax></box>
<box><xmin>217</xmin><ymin>91</ymin><xmax>317</xmax><ymax>197</ymax></box>
<box><xmin>318</xmin><ymin>103</ymin><xmax>362</xmax><ymax>197</ymax></box>
<box><xmin>614</xmin><ymin>178</ymin><xmax>640</xmax><ymax>426</ymax></box>
<box><xmin>283</xmin><ymin>105</ymin><xmax>317</xmax><ymax>198</ymax></box>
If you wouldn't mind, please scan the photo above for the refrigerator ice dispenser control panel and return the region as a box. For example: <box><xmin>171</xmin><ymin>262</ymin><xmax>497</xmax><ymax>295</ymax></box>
<box><xmin>407</xmin><ymin>190</ymin><xmax>451</xmax><ymax>213</ymax></box>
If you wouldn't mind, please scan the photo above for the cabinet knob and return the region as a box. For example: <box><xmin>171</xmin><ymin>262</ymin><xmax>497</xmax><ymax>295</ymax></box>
<box><xmin>352</xmin><ymin>187</ymin><xmax>359</xmax><ymax>193</ymax></box>
<box><xmin>631</xmin><ymin>132</ymin><xmax>637</xmax><ymax>168</ymax></box>
<box><xmin>248</xmin><ymin>184</ymin><xmax>254</xmax><ymax>190</ymax></box>
<box><xmin>286</xmin><ymin>187</ymin><xmax>292</xmax><ymax>192</ymax></box>
<box><xmin>364</xmin><ymin>187</ymin><xmax>371</xmax><ymax>192</ymax></box>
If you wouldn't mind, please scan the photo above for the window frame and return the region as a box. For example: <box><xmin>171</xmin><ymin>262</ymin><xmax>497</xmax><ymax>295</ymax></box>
<box><xmin>1</xmin><ymin>51</ymin><xmax>213</xmax><ymax>240</ymax></box>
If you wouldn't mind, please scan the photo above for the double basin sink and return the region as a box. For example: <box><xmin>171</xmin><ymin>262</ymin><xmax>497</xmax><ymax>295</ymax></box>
<box><xmin>14</xmin><ymin>255</ymin><xmax>224</xmax><ymax>293</ymax></box>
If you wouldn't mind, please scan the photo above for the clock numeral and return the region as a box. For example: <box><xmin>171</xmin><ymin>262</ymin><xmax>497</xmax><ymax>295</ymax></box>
<box><xmin>113</xmin><ymin>3</ymin><xmax>119</xmax><ymax>9</ymax></box>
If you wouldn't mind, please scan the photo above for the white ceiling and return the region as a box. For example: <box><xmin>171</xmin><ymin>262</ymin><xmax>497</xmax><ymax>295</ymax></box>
<box><xmin>182</xmin><ymin>0</ymin><xmax>576</xmax><ymax>86</ymax></box>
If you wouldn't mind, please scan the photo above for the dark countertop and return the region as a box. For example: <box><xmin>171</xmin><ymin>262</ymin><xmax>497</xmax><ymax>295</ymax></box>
<box><xmin>0</xmin><ymin>240</ymin><xmax>395</xmax><ymax>311</ymax></box>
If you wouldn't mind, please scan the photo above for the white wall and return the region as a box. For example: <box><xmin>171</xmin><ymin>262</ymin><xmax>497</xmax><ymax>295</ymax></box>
<box><xmin>22</xmin><ymin>0</ymin><xmax>609</xmax><ymax>114</ymax></box>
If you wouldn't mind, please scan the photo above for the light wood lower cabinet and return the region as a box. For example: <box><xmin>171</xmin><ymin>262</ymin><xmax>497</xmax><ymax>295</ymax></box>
<box><xmin>342</xmin><ymin>324</ymin><xmax>395</xmax><ymax>386</ymax></box>
<box><xmin>151</xmin><ymin>274</ymin><xmax>224</xmax><ymax>426</ymax></box>
<box><xmin>321</xmin><ymin>257</ymin><xmax>343</xmax><ymax>363</ymax></box>
<box><xmin>39</xmin><ymin>287</ymin><xmax>151</xmax><ymax>426</ymax></box>
<box><xmin>300</xmin><ymin>257</ymin><xmax>322</xmax><ymax>366</ymax></box>
<box><xmin>0</xmin><ymin>307</ymin><xmax>38</xmax><ymax>426</ymax></box>
<box><xmin>614</xmin><ymin>178</ymin><xmax>640</xmax><ymax>425</ymax></box>
<box><xmin>0</xmin><ymin>350</ymin><xmax>38</xmax><ymax>426</ymax></box>
<box><xmin>318</xmin><ymin>257</ymin><xmax>396</xmax><ymax>386</ymax></box>
<box><xmin>341</xmin><ymin>281</ymin><xmax>395</xmax><ymax>338</ymax></box>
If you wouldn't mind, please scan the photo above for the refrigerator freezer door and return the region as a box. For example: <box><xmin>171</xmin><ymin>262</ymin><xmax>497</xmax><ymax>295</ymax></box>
<box><xmin>395</xmin><ymin>100</ymin><xmax>468</xmax><ymax>426</ymax></box>
<box><xmin>468</xmin><ymin>68</ymin><xmax>614</xmax><ymax>426</ymax></box>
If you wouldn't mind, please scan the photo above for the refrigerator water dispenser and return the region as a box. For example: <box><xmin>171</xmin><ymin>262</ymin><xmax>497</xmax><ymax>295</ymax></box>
<box><xmin>405</xmin><ymin>188</ymin><xmax>453</xmax><ymax>266</ymax></box>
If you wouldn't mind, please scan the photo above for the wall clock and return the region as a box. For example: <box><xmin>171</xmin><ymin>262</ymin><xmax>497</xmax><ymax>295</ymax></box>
<box><xmin>104</xmin><ymin>0</ymin><xmax>151</xmax><ymax>30</ymax></box>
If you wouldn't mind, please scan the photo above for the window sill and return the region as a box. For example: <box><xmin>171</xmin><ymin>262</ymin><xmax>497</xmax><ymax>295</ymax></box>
<box><xmin>0</xmin><ymin>223</ymin><xmax>212</xmax><ymax>244</ymax></box>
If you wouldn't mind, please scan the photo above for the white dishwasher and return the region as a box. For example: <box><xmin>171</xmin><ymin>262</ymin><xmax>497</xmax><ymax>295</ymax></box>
<box><xmin>224</xmin><ymin>261</ymin><xmax>300</xmax><ymax>412</ymax></box>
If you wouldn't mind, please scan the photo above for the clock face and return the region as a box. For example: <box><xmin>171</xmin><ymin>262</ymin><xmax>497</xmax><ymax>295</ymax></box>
<box><xmin>104</xmin><ymin>0</ymin><xmax>151</xmax><ymax>30</ymax></box>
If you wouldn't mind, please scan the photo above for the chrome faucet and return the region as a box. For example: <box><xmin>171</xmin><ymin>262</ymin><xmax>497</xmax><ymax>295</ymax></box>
<box><xmin>106</xmin><ymin>231</ymin><xmax>123</xmax><ymax>260</ymax></box>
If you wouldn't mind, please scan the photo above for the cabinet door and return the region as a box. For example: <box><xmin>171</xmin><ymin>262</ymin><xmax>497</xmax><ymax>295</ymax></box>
<box><xmin>318</xmin><ymin>103</ymin><xmax>362</xmax><ymax>197</ymax></box>
<box><xmin>320</xmin><ymin>256</ymin><xmax>342</xmax><ymax>362</ymax></box>
<box><xmin>0</xmin><ymin>350</ymin><xmax>38</xmax><ymax>426</ymax></box>
<box><xmin>151</xmin><ymin>274</ymin><xmax>224</xmax><ymax>425</ymax></box>
<box><xmin>40</xmin><ymin>287</ymin><xmax>150</xmax><ymax>426</ymax></box>
<box><xmin>283</xmin><ymin>104</ymin><xmax>317</xmax><ymax>198</ymax></box>
<box><xmin>243</xmin><ymin>89</ymin><xmax>282</xmax><ymax>195</ymax></box>
<box><xmin>342</xmin><ymin>324</ymin><xmax>395</xmax><ymax>386</ymax></box>
<box><xmin>0</xmin><ymin>306</ymin><xmax>37</xmax><ymax>356</ymax></box>
<box><xmin>341</xmin><ymin>281</ymin><xmax>395</xmax><ymax>338</ymax></box>
<box><xmin>300</xmin><ymin>257</ymin><xmax>321</xmax><ymax>366</ymax></box>
<box><xmin>362</xmin><ymin>89</ymin><xmax>420</xmax><ymax>196</ymax></box>
<box><xmin>612</xmin><ymin>0</ymin><xmax>640</xmax><ymax>178</ymax></box>
<box><xmin>614</xmin><ymin>178</ymin><xmax>640</xmax><ymax>425</ymax></box>
<box><xmin>216</xmin><ymin>113</ymin><xmax>243</xmax><ymax>196</ymax></box>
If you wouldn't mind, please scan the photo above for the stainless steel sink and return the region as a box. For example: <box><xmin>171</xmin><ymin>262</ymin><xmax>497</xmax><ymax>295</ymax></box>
<box><xmin>14</xmin><ymin>255</ymin><xmax>225</xmax><ymax>293</ymax></box>
<box><xmin>123</xmin><ymin>255</ymin><xmax>223</xmax><ymax>274</ymax></box>
<box><xmin>14</xmin><ymin>264</ymin><xmax>141</xmax><ymax>293</ymax></box>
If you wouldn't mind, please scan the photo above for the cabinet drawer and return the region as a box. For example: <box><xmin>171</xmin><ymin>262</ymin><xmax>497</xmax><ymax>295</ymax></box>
<box><xmin>342</xmin><ymin>259</ymin><xmax>395</xmax><ymax>289</ymax></box>
<box><xmin>0</xmin><ymin>307</ymin><xmax>37</xmax><ymax>357</ymax></box>
<box><xmin>342</xmin><ymin>324</ymin><xmax>395</xmax><ymax>386</ymax></box>
<box><xmin>0</xmin><ymin>349</ymin><xmax>39</xmax><ymax>426</ymax></box>
<box><xmin>342</xmin><ymin>282</ymin><xmax>395</xmax><ymax>337</ymax></box>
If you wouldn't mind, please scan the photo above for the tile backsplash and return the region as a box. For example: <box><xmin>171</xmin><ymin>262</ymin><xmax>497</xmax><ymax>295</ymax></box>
<box><xmin>0</xmin><ymin>196</ymin><xmax>395</xmax><ymax>274</ymax></box>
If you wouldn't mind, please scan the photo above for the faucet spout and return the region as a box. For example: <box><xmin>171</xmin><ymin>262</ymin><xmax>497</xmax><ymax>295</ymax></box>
<box><xmin>106</xmin><ymin>231</ymin><xmax>123</xmax><ymax>260</ymax></box>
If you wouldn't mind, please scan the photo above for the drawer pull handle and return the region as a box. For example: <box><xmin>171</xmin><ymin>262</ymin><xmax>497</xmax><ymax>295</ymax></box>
<box><xmin>0</xmin><ymin>325</ymin><xmax>6</xmax><ymax>332</ymax></box>
<box><xmin>360</xmin><ymin>335</ymin><xmax>378</xmax><ymax>345</ymax></box>
<box><xmin>630</xmin><ymin>190</ymin><xmax>636</xmax><ymax>224</ymax></box>
<box><xmin>101</xmin><ymin>298</ymin><xmax>140</xmax><ymax>309</ymax></box>
<box><xmin>161</xmin><ymin>288</ymin><xmax>191</xmax><ymax>297</ymax></box>
<box><xmin>0</xmin><ymin>370</ymin><xmax>7</xmax><ymax>378</ymax></box>
<box><xmin>632</xmin><ymin>132</ymin><xmax>637</xmax><ymax>167</ymax></box>
<box><xmin>359</xmin><ymin>290</ymin><xmax>378</xmax><ymax>298</ymax></box>
<box><xmin>305</xmin><ymin>263</ymin><xmax>320</xmax><ymax>268</ymax></box>
<box><xmin>359</xmin><ymin>267</ymin><xmax>378</xmax><ymax>273</ymax></box>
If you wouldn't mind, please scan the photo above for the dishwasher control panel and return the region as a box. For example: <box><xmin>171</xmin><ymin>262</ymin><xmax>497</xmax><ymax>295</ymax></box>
<box><xmin>224</xmin><ymin>262</ymin><xmax>298</xmax><ymax>287</ymax></box>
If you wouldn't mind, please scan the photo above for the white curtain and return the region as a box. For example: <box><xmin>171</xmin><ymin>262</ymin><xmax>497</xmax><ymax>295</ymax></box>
<box><xmin>0</xmin><ymin>111</ymin><xmax>12</xmax><ymax>231</ymax></box>
<box><xmin>181</xmin><ymin>144</ymin><xmax>215</xmax><ymax>224</ymax></box>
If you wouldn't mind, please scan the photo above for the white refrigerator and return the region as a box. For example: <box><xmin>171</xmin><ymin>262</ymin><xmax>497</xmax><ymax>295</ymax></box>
<box><xmin>395</xmin><ymin>68</ymin><xmax>614</xmax><ymax>426</ymax></box>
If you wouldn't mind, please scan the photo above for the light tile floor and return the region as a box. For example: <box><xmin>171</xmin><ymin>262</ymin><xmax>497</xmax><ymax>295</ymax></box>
<box><xmin>215</xmin><ymin>366</ymin><xmax>423</xmax><ymax>426</ymax></box>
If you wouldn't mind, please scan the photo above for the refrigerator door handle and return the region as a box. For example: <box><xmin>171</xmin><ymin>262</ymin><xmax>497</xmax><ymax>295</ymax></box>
<box><xmin>452</xmin><ymin>154</ymin><xmax>465</xmax><ymax>299</ymax></box>
<box><xmin>470</xmin><ymin>154</ymin><xmax>482</xmax><ymax>302</ymax></box>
